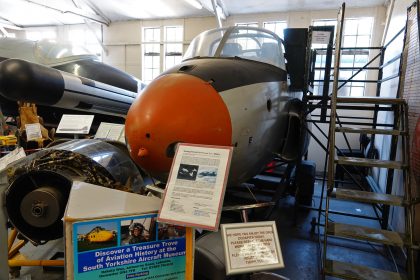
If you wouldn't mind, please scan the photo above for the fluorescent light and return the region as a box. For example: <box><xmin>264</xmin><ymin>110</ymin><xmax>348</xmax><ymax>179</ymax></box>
<box><xmin>184</xmin><ymin>0</ymin><xmax>202</xmax><ymax>9</ymax></box>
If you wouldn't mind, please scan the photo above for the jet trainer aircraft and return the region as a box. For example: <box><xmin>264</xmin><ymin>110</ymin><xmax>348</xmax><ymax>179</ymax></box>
<box><xmin>125</xmin><ymin>26</ymin><xmax>309</xmax><ymax>187</ymax></box>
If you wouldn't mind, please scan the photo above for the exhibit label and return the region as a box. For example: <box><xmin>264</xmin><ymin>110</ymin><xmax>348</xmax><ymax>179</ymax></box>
<box><xmin>72</xmin><ymin>213</ymin><xmax>193</xmax><ymax>280</ymax></box>
<box><xmin>158</xmin><ymin>144</ymin><xmax>233</xmax><ymax>231</ymax></box>
<box><xmin>94</xmin><ymin>122</ymin><xmax>125</xmax><ymax>142</ymax></box>
<box><xmin>57</xmin><ymin>114</ymin><xmax>94</xmax><ymax>134</ymax></box>
<box><xmin>25</xmin><ymin>123</ymin><xmax>42</xmax><ymax>141</ymax></box>
<box><xmin>221</xmin><ymin>221</ymin><xmax>284</xmax><ymax>275</ymax></box>
<box><xmin>312</xmin><ymin>31</ymin><xmax>331</xmax><ymax>44</ymax></box>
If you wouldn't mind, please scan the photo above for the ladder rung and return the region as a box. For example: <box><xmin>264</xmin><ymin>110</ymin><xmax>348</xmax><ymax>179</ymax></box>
<box><xmin>327</xmin><ymin>222</ymin><xmax>404</xmax><ymax>246</ymax></box>
<box><xmin>336</xmin><ymin>156</ymin><xmax>406</xmax><ymax>169</ymax></box>
<box><xmin>324</xmin><ymin>259</ymin><xmax>406</xmax><ymax>280</ymax></box>
<box><xmin>336</xmin><ymin>96</ymin><xmax>406</xmax><ymax>104</ymax></box>
<box><xmin>335</xmin><ymin>127</ymin><xmax>404</xmax><ymax>135</ymax></box>
<box><xmin>332</xmin><ymin>188</ymin><xmax>404</xmax><ymax>206</ymax></box>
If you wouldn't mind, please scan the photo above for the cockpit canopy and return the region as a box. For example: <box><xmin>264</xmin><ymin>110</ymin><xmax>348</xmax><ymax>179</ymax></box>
<box><xmin>0</xmin><ymin>37</ymin><xmax>97</xmax><ymax>66</ymax></box>
<box><xmin>183</xmin><ymin>26</ymin><xmax>286</xmax><ymax>70</ymax></box>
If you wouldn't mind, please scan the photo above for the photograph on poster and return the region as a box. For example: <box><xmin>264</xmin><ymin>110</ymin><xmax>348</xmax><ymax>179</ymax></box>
<box><xmin>177</xmin><ymin>164</ymin><xmax>199</xmax><ymax>180</ymax></box>
<box><xmin>76</xmin><ymin>221</ymin><xmax>117</xmax><ymax>252</ymax></box>
<box><xmin>120</xmin><ymin>217</ymin><xmax>156</xmax><ymax>245</ymax></box>
<box><xmin>158</xmin><ymin>223</ymin><xmax>186</xmax><ymax>240</ymax></box>
<box><xmin>196</xmin><ymin>167</ymin><xmax>218</xmax><ymax>183</ymax></box>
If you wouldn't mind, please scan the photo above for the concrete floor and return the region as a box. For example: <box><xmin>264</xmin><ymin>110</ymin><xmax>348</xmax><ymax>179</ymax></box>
<box><xmin>8</xmin><ymin>180</ymin><xmax>404</xmax><ymax>279</ymax></box>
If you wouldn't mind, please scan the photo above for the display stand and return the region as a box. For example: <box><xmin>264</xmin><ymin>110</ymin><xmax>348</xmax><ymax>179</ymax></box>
<box><xmin>65</xmin><ymin>181</ymin><xmax>194</xmax><ymax>280</ymax></box>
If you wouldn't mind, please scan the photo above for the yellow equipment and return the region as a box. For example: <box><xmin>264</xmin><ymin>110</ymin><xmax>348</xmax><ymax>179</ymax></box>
<box><xmin>0</xmin><ymin>135</ymin><xmax>17</xmax><ymax>147</ymax></box>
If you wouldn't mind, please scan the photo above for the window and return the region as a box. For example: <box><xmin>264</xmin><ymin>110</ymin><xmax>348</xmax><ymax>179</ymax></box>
<box><xmin>142</xmin><ymin>25</ymin><xmax>184</xmax><ymax>84</ymax></box>
<box><xmin>25</xmin><ymin>27</ymin><xmax>102</xmax><ymax>60</ymax></box>
<box><xmin>142</xmin><ymin>27</ymin><xmax>161</xmax><ymax>84</ymax></box>
<box><xmin>0</xmin><ymin>28</ymin><xmax>16</xmax><ymax>38</ymax></box>
<box><xmin>312</xmin><ymin>18</ymin><xmax>374</xmax><ymax>96</ymax></box>
<box><xmin>26</xmin><ymin>30</ymin><xmax>57</xmax><ymax>41</ymax></box>
<box><xmin>68</xmin><ymin>27</ymin><xmax>103</xmax><ymax>59</ymax></box>
<box><xmin>164</xmin><ymin>26</ymin><xmax>183</xmax><ymax>70</ymax></box>
<box><xmin>263</xmin><ymin>21</ymin><xmax>287</xmax><ymax>39</ymax></box>
<box><xmin>235</xmin><ymin>22</ymin><xmax>258</xmax><ymax>28</ymax></box>
<box><xmin>341</xmin><ymin>18</ymin><xmax>373</xmax><ymax>97</ymax></box>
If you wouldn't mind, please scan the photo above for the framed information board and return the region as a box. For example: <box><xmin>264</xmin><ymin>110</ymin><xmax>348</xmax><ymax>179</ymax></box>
<box><xmin>158</xmin><ymin>143</ymin><xmax>233</xmax><ymax>231</ymax></box>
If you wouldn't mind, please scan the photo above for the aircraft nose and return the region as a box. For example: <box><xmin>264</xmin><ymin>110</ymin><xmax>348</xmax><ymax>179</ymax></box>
<box><xmin>125</xmin><ymin>73</ymin><xmax>232</xmax><ymax>181</ymax></box>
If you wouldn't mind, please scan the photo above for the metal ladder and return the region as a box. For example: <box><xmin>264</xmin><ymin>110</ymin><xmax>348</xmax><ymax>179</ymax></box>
<box><xmin>322</xmin><ymin>3</ymin><xmax>415</xmax><ymax>280</ymax></box>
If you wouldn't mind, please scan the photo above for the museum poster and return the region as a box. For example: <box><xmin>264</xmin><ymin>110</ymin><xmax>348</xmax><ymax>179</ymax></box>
<box><xmin>71</xmin><ymin>213</ymin><xmax>193</xmax><ymax>280</ymax></box>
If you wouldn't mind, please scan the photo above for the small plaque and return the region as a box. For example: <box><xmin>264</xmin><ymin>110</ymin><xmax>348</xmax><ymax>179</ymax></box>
<box><xmin>94</xmin><ymin>122</ymin><xmax>125</xmax><ymax>142</ymax></box>
<box><xmin>57</xmin><ymin>115</ymin><xmax>94</xmax><ymax>134</ymax></box>
<box><xmin>221</xmin><ymin>221</ymin><xmax>284</xmax><ymax>275</ymax></box>
<box><xmin>312</xmin><ymin>31</ymin><xmax>331</xmax><ymax>44</ymax></box>
<box><xmin>25</xmin><ymin>123</ymin><xmax>42</xmax><ymax>141</ymax></box>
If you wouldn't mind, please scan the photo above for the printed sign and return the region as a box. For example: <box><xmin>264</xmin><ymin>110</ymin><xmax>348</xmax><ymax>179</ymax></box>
<box><xmin>94</xmin><ymin>122</ymin><xmax>125</xmax><ymax>143</ymax></box>
<box><xmin>158</xmin><ymin>144</ymin><xmax>233</xmax><ymax>231</ymax></box>
<box><xmin>57</xmin><ymin>114</ymin><xmax>94</xmax><ymax>134</ymax></box>
<box><xmin>72</xmin><ymin>213</ymin><xmax>192</xmax><ymax>280</ymax></box>
<box><xmin>312</xmin><ymin>31</ymin><xmax>331</xmax><ymax>44</ymax></box>
<box><xmin>25</xmin><ymin>123</ymin><xmax>42</xmax><ymax>141</ymax></box>
<box><xmin>221</xmin><ymin>221</ymin><xmax>284</xmax><ymax>275</ymax></box>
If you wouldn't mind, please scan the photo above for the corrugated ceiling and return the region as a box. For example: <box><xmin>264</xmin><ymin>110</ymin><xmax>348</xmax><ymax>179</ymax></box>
<box><xmin>0</xmin><ymin>0</ymin><xmax>386</xmax><ymax>27</ymax></box>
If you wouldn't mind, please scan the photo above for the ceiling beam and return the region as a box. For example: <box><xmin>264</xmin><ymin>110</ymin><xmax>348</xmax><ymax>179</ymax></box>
<box><xmin>25</xmin><ymin>0</ymin><xmax>110</xmax><ymax>26</ymax></box>
<box><xmin>211</xmin><ymin>0</ymin><xmax>223</xmax><ymax>28</ymax></box>
<box><xmin>200</xmin><ymin>0</ymin><xmax>227</xmax><ymax>20</ymax></box>
<box><xmin>79</xmin><ymin>0</ymin><xmax>111</xmax><ymax>25</ymax></box>
<box><xmin>0</xmin><ymin>16</ymin><xmax>23</xmax><ymax>29</ymax></box>
<box><xmin>217</xmin><ymin>0</ymin><xmax>229</xmax><ymax>17</ymax></box>
<box><xmin>0</xmin><ymin>26</ymin><xmax>10</xmax><ymax>36</ymax></box>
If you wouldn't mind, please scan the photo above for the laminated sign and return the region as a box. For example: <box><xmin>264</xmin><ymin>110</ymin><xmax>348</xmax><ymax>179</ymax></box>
<box><xmin>70</xmin><ymin>213</ymin><xmax>193</xmax><ymax>280</ymax></box>
<box><xmin>221</xmin><ymin>221</ymin><xmax>284</xmax><ymax>275</ymax></box>
<box><xmin>65</xmin><ymin>182</ymin><xmax>193</xmax><ymax>280</ymax></box>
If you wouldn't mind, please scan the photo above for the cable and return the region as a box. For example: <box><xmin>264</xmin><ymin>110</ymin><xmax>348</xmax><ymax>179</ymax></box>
<box><xmin>245</xmin><ymin>184</ymin><xmax>259</xmax><ymax>203</ymax></box>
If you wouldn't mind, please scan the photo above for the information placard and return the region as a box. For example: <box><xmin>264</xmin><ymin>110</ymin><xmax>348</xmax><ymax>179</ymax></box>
<box><xmin>312</xmin><ymin>31</ymin><xmax>331</xmax><ymax>44</ymax></box>
<box><xmin>25</xmin><ymin>123</ymin><xmax>42</xmax><ymax>141</ymax></box>
<box><xmin>57</xmin><ymin>114</ymin><xmax>94</xmax><ymax>134</ymax></box>
<box><xmin>158</xmin><ymin>144</ymin><xmax>233</xmax><ymax>231</ymax></box>
<box><xmin>71</xmin><ymin>213</ymin><xmax>193</xmax><ymax>280</ymax></box>
<box><xmin>221</xmin><ymin>221</ymin><xmax>284</xmax><ymax>275</ymax></box>
<box><xmin>94</xmin><ymin>122</ymin><xmax>125</xmax><ymax>142</ymax></box>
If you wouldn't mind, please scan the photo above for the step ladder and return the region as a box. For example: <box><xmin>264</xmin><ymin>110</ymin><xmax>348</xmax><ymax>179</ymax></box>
<box><xmin>321</xmin><ymin>3</ymin><xmax>416</xmax><ymax>280</ymax></box>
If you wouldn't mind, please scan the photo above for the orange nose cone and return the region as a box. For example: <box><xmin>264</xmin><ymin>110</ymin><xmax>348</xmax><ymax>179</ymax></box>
<box><xmin>125</xmin><ymin>73</ymin><xmax>232</xmax><ymax>181</ymax></box>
